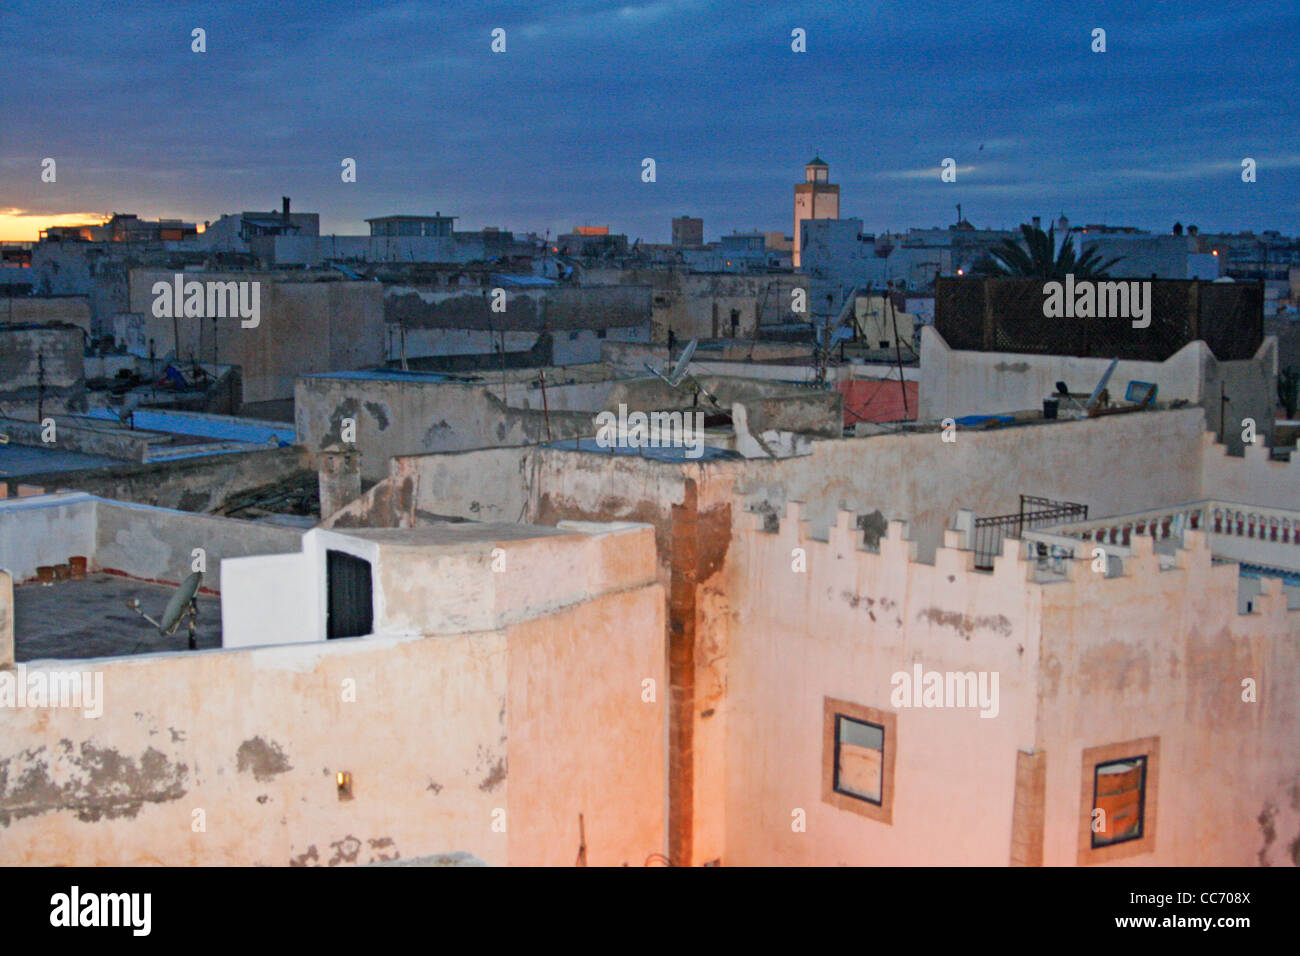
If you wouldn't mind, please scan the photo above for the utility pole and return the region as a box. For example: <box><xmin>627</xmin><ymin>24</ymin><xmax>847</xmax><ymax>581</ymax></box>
<box><xmin>888</xmin><ymin>286</ymin><xmax>909</xmax><ymax>419</ymax></box>
<box><xmin>539</xmin><ymin>366</ymin><xmax>552</xmax><ymax>442</ymax></box>
<box><xmin>37</xmin><ymin>351</ymin><xmax>46</xmax><ymax>424</ymax></box>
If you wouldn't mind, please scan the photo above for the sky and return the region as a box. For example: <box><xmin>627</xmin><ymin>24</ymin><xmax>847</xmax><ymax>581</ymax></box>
<box><xmin>1</xmin><ymin>0</ymin><xmax>1297</xmax><ymax>242</ymax></box>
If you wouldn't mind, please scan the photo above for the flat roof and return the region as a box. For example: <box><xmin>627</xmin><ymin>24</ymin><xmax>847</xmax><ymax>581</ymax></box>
<box><xmin>305</xmin><ymin>369</ymin><xmax>467</xmax><ymax>383</ymax></box>
<box><xmin>366</xmin><ymin>215</ymin><xmax>458</xmax><ymax>222</ymax></box>
<box><xmin>0</xmin><ymin>444</ymin><xmax>127</xmax><ymax>477</ymax></box>
<box><xmin>543</xmin><ymin>438</ymin><xmax>742</xmax><ymax>462</ymax></box>
<box><xmin>329</xmin><ymin>521</ymin><xmax>576</xmax><ymax>548</ymax></box>
<box><xmin>14</xmin><ymin>573</ymin><xmax>222</xmax><ymax>662</ymax></box>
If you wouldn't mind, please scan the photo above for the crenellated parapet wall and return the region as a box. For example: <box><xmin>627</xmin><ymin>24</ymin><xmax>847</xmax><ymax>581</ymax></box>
<box><xmin>1200</xmin><ymin>429</ymin><xmax>1300</xmax><ymax>510</ymax></box>
<box><xmin>726</xmin><ymin>498</ymin><xmax>1300</xmax><ymax>866</ymax></box>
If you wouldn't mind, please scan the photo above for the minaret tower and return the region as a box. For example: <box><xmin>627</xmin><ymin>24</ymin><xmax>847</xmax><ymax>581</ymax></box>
<box><xmin>793</xmin><ymin>156</ymin><xmax>840</xmax><ymax>268</ymax></box>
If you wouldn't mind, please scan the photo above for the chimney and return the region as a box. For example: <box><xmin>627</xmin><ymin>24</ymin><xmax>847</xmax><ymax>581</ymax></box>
<box><xmin>282</xmin><ymin>196</ymin><xmax>291</xmax><ymax>223</ymax></box>
<box><xmin>318</xmin><ymin>445</ymin><xmax>361</xmax><ymax>520</ymax></box>
<box><xmin>1032</xmin><ymin>216</ymin><xmax>1041</xmax><ymax>230</ymax></box>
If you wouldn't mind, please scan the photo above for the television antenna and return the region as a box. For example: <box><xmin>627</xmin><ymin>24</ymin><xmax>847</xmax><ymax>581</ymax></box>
<box><xmin>125</xmin><ymin>570</ymin><xmax>203</xmax><ymax>650</ymax></box>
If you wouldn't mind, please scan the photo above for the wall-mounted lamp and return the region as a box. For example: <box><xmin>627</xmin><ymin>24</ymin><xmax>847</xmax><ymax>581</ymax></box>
<box><xmin>337</xmin><ymin>771</ymin><xmax>353</xmax><ymax>801</ymax></box>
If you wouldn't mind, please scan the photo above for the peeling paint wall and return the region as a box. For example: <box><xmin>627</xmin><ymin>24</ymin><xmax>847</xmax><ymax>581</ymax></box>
<box><xmin>1035</xmin><ymin>532</ymin><xmax>1300</xmax><ymax>866</ymax></box>
<box><xmin>0</xmin><ymin>528</ymin><xmax>665</xmax><ymax>866</ymax></box>
<box><xmin>724</xmin><ymin>509</ymin><xmax>1041</xmax><ymax>865</ymax></box>
<box><xmin>920</xmin><ymin>327</ymin><xmax>1277</xmax><ymax>453</ymax></box>
<box><xmin>725</xmin><ymin>508</ymin><xmax>1300</xmax><ymax>866</ymax></box>
<box><xmin>295</xmin><ymin>376</ymin><xmax>592</xmax><ymax>481</ymax></box>
<box><xmin>736</xmin><ymin>407</ymin><xmax>1209</xmax><ymax>562</ymax></box>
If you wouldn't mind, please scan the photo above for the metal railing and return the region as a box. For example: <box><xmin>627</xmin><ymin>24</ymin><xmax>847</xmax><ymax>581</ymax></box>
<box><xmin>972</xmin><ymin>495</ymin><xmax>1088</xmax><ymax>570</ymax></box>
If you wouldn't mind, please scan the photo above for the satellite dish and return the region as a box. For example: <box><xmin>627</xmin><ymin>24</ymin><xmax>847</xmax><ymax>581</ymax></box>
<box><xmin>126</xmin><ymin>570</ymin><xmax>203</xmax><ymax>649</ymax></box>
<box><xmin>668</xmin><ymin>339</ymin><xmax>697</xmax><ymax>386</ymax></box>
<box><xmin>640</xmin><ymin>337</ymin><xmax>719</xmax><ymax>410</ymax></box>
<box><xmin>160</xmin><ymin>571</ymin><xmax>203</xmax><ymax>633</ymax></box>
<box><xmin>643</xmin><ymin>338</ymin><xmax>699</xmax><ymax>388</ymax></box>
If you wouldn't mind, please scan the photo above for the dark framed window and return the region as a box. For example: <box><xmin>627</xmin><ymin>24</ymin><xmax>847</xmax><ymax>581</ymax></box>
<box><xmin>1078</xmin><ymin>736</ymin><xmax>1159</xmax><ymax>864</ymax></box>
<box><xmin>1091</xmin><ymin>756</ymin><xmax>1147</xmax><ymax>848</ymax></box>
<box><xmin>833</xmin><ymin>715</ymin><xmax>885</xmax><ymax>805</ymax></box>
<box><xmin>822</xmin><ymin>697</ymin><xmax>896</xmax><ymax>824</ymax></box>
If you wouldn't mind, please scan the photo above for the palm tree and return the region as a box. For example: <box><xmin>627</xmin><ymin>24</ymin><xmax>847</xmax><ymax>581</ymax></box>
<box><xmin>974</xmin><ymin>223</ymin><xmax>1123</xmax><ymax>279</ymax></box>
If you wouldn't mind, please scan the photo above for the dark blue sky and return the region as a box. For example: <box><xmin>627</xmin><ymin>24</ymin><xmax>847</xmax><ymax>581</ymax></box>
<box><xmin>2</xmin><ymin>0</ymin><xmax>1297</xmax><ymax>241</ymax></box>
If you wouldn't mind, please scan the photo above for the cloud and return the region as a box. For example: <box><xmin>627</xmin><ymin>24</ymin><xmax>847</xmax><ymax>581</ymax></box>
<box><xmin>0</xmin><ymin>0</ymin><xmax>1296</xmax><ymax>240</ymax></box>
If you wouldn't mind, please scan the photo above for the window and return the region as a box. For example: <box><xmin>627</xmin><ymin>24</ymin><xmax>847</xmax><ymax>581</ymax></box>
<box><xmin>1091</xmin><ymin>757</ymin><xmax>1146</xmax><ymax>848</ymax></box>
<box><xmin>326</xmin><ymin>549</ymin><xmax>373</xmax><ymax>640</ymax></box>
<box><xmin>1078</xmin><ymin>737</ymin><xmax>1159</xmax><ymax>864</ymax></box>
<box><xmin>835</xmin><ymin>715</ymin><xmax>884</xmax><ymax>803</ymax></box>
<box><xmin>822</xmin><ymin>697</ymin><xmax>896</xmax><ymax>823</ymax></box>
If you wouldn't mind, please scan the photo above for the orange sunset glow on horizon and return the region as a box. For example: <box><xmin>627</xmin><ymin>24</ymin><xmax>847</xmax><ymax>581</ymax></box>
<box><xmin>0</xmin><ymin>209</ymin><xmax>112</xmax><ymax>242</ymax></box>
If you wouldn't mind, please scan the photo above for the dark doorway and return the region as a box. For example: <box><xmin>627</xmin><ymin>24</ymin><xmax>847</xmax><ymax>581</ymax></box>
<box><xmin>326</xmin><ymin>549</ymin><xmax>373</xmax><ymax>639</ymax></box>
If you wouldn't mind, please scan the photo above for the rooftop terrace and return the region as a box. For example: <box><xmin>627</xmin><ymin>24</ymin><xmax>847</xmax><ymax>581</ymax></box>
<box><xmin>14</xmin><ymin>573</ymin><xmax>223</xmax><ymax>661</ymax></box>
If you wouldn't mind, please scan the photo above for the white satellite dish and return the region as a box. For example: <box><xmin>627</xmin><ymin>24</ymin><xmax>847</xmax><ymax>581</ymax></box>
<box><xmin>642</xmin><ymin>338</ymin><xmax>719</xmax><ymax>408</ymax></box>
<box><xmin>644</xmin><ymin>337</ymin><xmax>698</xmax><ymax>388</ymax></box>
<box><xmin>126</xmin><ymin>571</ymin><xmax>203</xmax><ymax>649</ymax></box>
<box><xmin>668</xmin><ymin>338</ymin><xmax>697</xmax><ymax>386</ymax></box>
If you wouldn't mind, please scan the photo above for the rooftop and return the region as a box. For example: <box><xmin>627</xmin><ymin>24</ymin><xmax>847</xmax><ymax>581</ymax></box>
<box><xmin>14</xmin><ymin>573</ymin><xmax>222</xmax><ymax>662</ymax></box>
<box><xmin>0</xmin><ymin>444</ymin><xmax>126</xmax><ymax>477</ymax></box>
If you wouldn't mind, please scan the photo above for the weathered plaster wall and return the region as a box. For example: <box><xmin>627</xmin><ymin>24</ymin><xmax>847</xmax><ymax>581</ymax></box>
<box><xmin>0</xmin><ymin>570</ymin><xmax>12</xmax><ymax>666</ymax></box>
<box><xmin>390</xmin><ymin>325</ymin><xmax>649</xmax><ymax>368</ymax></box>
<box><xmin>919</xmin><ymin>327</ymin><xmax>1277</xmax><ymax>453</ymax></box>
<box><xmin>385</xmin><ymin>285</ymin><xmax>652</xmax><ymax>332</ymax></box>
<box><xmin>736</xmin><ymin>408</ymin><xmax>1208</xmax><ymax>561</ymax></box>
<box><xmin>0</xmin><ymin>325</ymin><xmax>84</xmax><ymax>393</ymax></box>
<box><xmin>0</xmin><ymin>631</ymin><xmax>511</xmax><ymax>864</ymax></box>
<box><xmin>3</xmin><ymin>297</ymin><xmax>92</xmax><ymax>335</ymax></box>
<box><xmin>507</xmin><ymin>531</ymin><xmax>666</xmax><ymax>865</ymax></box>
<box><xmin>95</xmin><ymin>500</ymin><xmax>302</xmax><ymax>587</ymax></box>
<box><xmin>0</xmin><ymin>493</ymin><xmax>98</xmax><ymax>582</ymax></box>
<box><xmin>6</xmin><ymin>445</ymin><xmax>311</xmax><ymax>514</ymax></box>
<box><xmin>295</xmin><ymin>376</ymin><xmax>591</xmax><ymax>481</ymax></box>
<box><xmin>1034</xmin><ymin>533</ymin><xmax>1300</xmax><ymax>866</ymax></box>
<box><xmin>126</xmin><ymin>271</ymin><xmax>384</xmax><ymax>403</ymax></box>
<box><xmin>724</xmin><ymin>510</ymin><xmax>1300</xmax><ymax>866</ymax></box>
<box><xmin>0</xmin><ymin>520</ymin><xmax>665</xmax><ymax>866</ymax></box>
<box><xmin>724</xmin><ymin>508</ymin><xmax>1041</xmax><ymax>865</ymax></box>
<box><xmin>1200</xmin><ymin>431</ymin><xmax>1300</xmax><ymax>509</ymax></box>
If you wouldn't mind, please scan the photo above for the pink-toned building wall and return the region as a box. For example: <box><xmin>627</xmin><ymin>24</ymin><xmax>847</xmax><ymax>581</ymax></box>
<box><xmin>724</xmin><ymin>508</ymin><xmax>1041</xmax><ymax>865</ymax></box>
<box><xmin>723</xmin><ymin>505</ymin><xmax>1300</xmax><ymax>866</ymax></box>
<box><xmin>0</xmin><ymin>527</ymin><xmax>665</xmax><ymax>866</ymax></box>
<box><xmin>1036</xmin><ymin>532</ymin><xmax>1300</xmax><ymax>866</ymax></box>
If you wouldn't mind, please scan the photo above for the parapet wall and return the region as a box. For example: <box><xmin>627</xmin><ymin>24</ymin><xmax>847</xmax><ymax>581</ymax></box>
<box><xmin>1200</xmin><ymin>429</ymin><xmax>1300</xmax><ymax>509</ymax></box>
<box><xmin>725</xmin><ymin>503</ymin><xmax>1042</xmax><ymax>865</ymax></box>
<box><xmin>726</xmin><ymin>497</ymin><xmax>1300</xmax><ymax>865</ymax></box>
<box><xmin>0</xmin><ymin>578</ymin><xmax>665</xmax><ymax>866</ymax></box>
<box><xmin>0</xmin><ymin>493</ymin><xmax>301</xmax><ymax>587</ymax></box>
